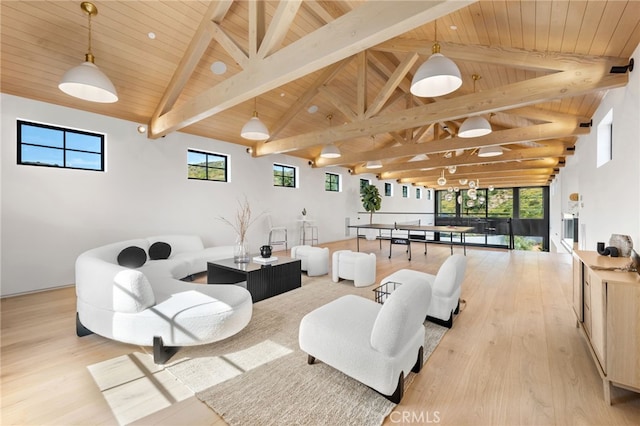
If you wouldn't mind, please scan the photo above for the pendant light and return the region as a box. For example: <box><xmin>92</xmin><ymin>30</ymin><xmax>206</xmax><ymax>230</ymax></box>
<box><xmin>410</xmin><ymin>20</ymin><xmax>462</xmax><ymax>98</ymax></box>
<box><xmin>459</xmin><ymin>75</ymin><xmax>492</xmax><ymax>138</ymax></box>
<box><xmin>59</xmin><ymin>2</ymin><xmax>118</xmax><ymax>103</ymax></box>
<box><xmin>241</xmin><ymin>98</ymin><xmax>270</xmax><ymax>140</ymax></box>
<box><xmin>478</xmin><ymin>145</ymin><xmax>503</xmax><ymax>157</ymax></box>
<box><xmin>320</xmin><ymin>114</ymin><xmax>341</xmax><ymax>158</ymax></box>
<box><xmin>365</xmin><ymin>136</ymin><xmax>382</xmax><ymax>169</ymax></box>
<box><xmin>437</xmin><ymin>169</ymin><xmax>447</xmax><ymax>186</ymax></box>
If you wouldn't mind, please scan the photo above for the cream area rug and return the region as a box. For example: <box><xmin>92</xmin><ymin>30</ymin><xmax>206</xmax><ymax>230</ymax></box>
<box><xmin>158</xmin><ymin>275</ymin><xmax>448</xmax><ymax>426</ymax></box>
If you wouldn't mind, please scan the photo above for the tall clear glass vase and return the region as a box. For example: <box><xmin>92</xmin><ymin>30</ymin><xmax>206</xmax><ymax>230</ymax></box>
<box><xmin>234</xmin><ymin>238</ymin><xmax>250</xmax><ymax>263</ymax></box>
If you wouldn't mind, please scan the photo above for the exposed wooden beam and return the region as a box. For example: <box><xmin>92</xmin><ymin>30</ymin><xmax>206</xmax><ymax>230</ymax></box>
<box><xmin>151</xmin><ymin>0</ymin><xmax>232</xmax><ymax>119</ymax></box>
<box><xmin>356</xmin><ymin>51</ymin><xmax>367</xmax><ymax>118</ymax></box>
<box><xmin>398</xmin><ymin>168</ymin><xmax>556</xmax><ymax>184</ymax></box>
<box><xmin>373</xmin><ymin>39</ymin><xmax>626</xmax><ymax>72</ymax></box>
<box><xmin>318</xmin><ymin>85</ymin><xmax>358</xmax><ymax>121</ymax></box>
<box><xmin>323</xmin><ymin>122</ymin><xmax>587</xmax><ymax>168</ymax></box>
<box><xmin>211</xmin><ymin>23</ymin><xmax>249</xmax><ymax>68</ymax></box>
<box><xmin>260</xmin><ymin>67</ymin><xmax>626</xmax><ymax>158</ymax></box>
<box><xmin>268</xmin><ymin>60</ymin><xmax>349</xmax><ymax>139</ymax></box>
<box><xmin>249</xmin><ymin>0</ymin><xmax>266</xmax><ymax>58</ymax></box>
<box><xmin>258</xmin><ymin>0</ymin><xmax>303</xmax><ymax>59</ymax></box>
<box><xmin>365</xmin><ymin>52</ymin><xmax>418</xmax><ymax>119</ymax></box>
<box><xmin>368</xmin><ymin>144</ymin><xmax>572</xmax><ymax>176</ymax></box>
<box><xmin>150</xmin><ymin>0</ymin><xmax>473</xmax><ymax>138</ymax></box>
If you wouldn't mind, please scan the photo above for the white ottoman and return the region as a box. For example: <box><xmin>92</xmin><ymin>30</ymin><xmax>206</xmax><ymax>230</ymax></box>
<box><xmin>332</xmin><ymin>250</ymin><xmax>376</xmax><ymax>287</ymax></box>
<box><xmin>291</xmin><ymin>245</ymin><xmax>329</xmax><ymax>276</ymax></box>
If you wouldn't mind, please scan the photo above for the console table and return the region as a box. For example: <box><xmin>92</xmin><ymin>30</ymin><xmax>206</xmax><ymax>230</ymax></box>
<box><xmin>207</xmin><ymin>256</ymin><xmax>301</xmax><ymax>303</ymax></box>
<box><xmin>572</xmin><ymin>250</ymin><xmax>640</xmax><ymax>404</ymax></box>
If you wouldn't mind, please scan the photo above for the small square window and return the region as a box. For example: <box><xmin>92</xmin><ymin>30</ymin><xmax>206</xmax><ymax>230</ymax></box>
<box><xmin>274</xmin><ymin>163</ymin><xmax>297</xmax><ymax>188</ymax></box>
<box><xmin>325</xmin><ymin>172</ymin><xmax>340</xmax><ymax>192</ymax></box>
<box><xmin>188</xmin><ymin>149</ymin><xmax>228</xmax><ymax>181</ymax></box>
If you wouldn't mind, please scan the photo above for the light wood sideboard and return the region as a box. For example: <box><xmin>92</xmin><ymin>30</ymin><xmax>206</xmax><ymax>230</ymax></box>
<box><xmin>572</xmin><ymin>250</ymin><xmax>640</xmax><ymax>404</ymax></box>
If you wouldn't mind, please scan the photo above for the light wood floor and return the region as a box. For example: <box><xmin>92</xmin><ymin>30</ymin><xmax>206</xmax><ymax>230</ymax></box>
<box><xmin>2</xmin><ymin>239</ymin><xmax>639</xmax><ymax>425</ymax></box>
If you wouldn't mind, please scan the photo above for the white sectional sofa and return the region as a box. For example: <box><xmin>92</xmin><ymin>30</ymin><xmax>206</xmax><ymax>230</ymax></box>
<box><xmin>75</xmin><ymin>235</ymin><xmax>253</xmax><ymax>363</ymax></box>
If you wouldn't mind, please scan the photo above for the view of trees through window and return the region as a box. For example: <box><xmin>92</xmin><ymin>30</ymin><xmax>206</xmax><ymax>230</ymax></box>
<box><xmin>436</xmin><ymin>186</ymin><xmax>547</xmax><ymax>251</ymax></box>
<box><xmin>187</xmin><ymin>150</ymin><xmax>227</xmax><ymax>181</ymax></box>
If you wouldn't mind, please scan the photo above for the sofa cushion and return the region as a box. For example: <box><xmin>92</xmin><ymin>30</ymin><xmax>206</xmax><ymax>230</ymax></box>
<box><xmin>149</xmin><ymin>241</ymin><xmax>172</xmax><ymax>260</ymax></box>
<box><xmin>117</xmin><ymin>246</ymin><xmax>147</xmax><ymax>268</ymax></box>
<box><xmin>113</xmin><ymin>269</ymin><xmax>155</xmax><ymax>313</ymax></box>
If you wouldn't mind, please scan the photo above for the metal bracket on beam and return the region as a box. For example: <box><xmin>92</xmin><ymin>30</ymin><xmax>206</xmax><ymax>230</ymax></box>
<box><xmin>579</xmin><ymin>119</ymin><xmax>593</xmax><ymax>128</ymax></box>
<box><xmin>610</xmin><ymin>58</ymin><xmax>634</xmax><ymax>74</ymax></box>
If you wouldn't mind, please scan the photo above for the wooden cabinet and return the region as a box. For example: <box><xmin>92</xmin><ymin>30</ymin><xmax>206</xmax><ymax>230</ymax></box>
<box><xmin>572</xmin><ymin>250</ymin><xmax>640</xmax><ymax>405</ymax></box>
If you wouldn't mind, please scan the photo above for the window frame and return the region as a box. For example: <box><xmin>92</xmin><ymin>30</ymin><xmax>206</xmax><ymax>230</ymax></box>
<box><xmin>416</xmin><ymin>187</ymin><xmax>422</xmax><ymax>199</ymax></box>
<box><xmin>402</xmin><ymin>185</ymin><xmax>408</xmax><ymax>198</ymax></box>
<box><xmin>360</xmin><ymin>178</ymin><xmax>371</xmax><ymax>194</ymax></box>
<box><xmin>325</xmin><ymin>172</ymin><xmax>341</xmax><ymax>192</ymax></box>
<box><xmin>187</xmin><ymin>149</ymin><xmax>228</xmax><ymax>182</ymax></box>
<box><xmin>384</xmin><ymin>182</ymin><xmax>393</xmax><ymax>197</ymax></box>
<box><xmin>17</xmin><ymin>120</ymin><xmax>105</xmax><ymax>171</ymax></box>
<box><xmin>273</xmin><ymin>163</ymin><xmax>297</xmax><ymax>188</ymax></box>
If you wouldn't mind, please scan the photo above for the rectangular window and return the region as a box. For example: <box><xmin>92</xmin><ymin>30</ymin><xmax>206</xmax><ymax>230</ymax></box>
<box><xmin>325</xmin><ymin>172</ymin><xmax>340</xmax><ymax>192</ymax></box>
<box><xmin>384</xmin><ymin>182</ymin><xmax>392</xmax><ymax>196</ymax></box>
<box><xmin>17</xmin><ymin>120</ymin><xmax>104</xmax><ymax>171</ymax></box>
<box><xmin>402</xmin><ymin>185</ymin><xmax>408</xmax><ymax>198</ymax></box>
<box><xmin>597</xmin><ymin>109</ymin><xmax>613</xmax><ymax>167</ymax></box>
<box><xmin>187</xmin><ymin>149</ymin><xmax>228</xmax><ymax>181</ymax></box>
<box><xmin>437</xmin><ymin>190</ymin><xmax>456</xmax><ymax>215</ymax></box>
<box><xmin>360</xmin><ymin>178</ymin><xmax>371</xmax><ymax>194</ymax></box>
<box><xmin>488</xmin><ymin>188</ymin><xmax>513</xmax><ymax>218</ymax></box>
<box><xmin>518</xmin><ymin>187</ymin><xmax>544</xmax><ymax>219</ymax></box>
<box><xmin>274</xmin><ymin>163</ymin><xmax>296</xmax><ymax>188</ymax></box>
<box><xmin>416</xmin><ymin>188</ymin><xmax>422</xmax><ymax>199</ymax></box>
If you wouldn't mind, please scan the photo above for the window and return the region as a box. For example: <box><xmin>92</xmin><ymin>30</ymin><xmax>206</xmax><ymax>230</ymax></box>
<box><xmin>416</xmin><ymin>188</ymin><xmax>422</xmax><ymax>199</ymax></box>
<box><xmin>325</xmin><ymin>172</ymin><xmax>340</xmax><ymax>192</ymax></box>
<box><xmin>402</xmin><ymin>185</ymin><xmax>408</xmax><ymax>198</ymax></box>
<box><xmin>17</xmin><ymin>120</ymin><xmax>104</xmax><ymax>171</ymax></box>
<box><xmin>518</xmin><ymin>187</ymin><xmax>544</xmax><ymax>219</ymax></box>
<box><xmin>187</xmin><ymin>149</ymin><xmax>227</xmax><ymax>181</ymax></box>
<box><xmin>273</xmin><ymin>163</ymin><xmax>296</xmax><ymax>187</ymax></box>
<box><xmin>437</xmin><ymin>190</ymin><xmax>456</xmax><ymax>215</ymax></box>
<box><xmin>597</xmin><ymin>109</ymin><xmax>613</xmax><ymax>167</ymax></box>
<box><xmin>360</xmin><ymin>178</ymin><xmax>371</xmax><ymax>194</ymax></box>
<box><xmin>384</xmin><ymin>182</ymin><xmax>393</xmax><ymax>196</ymax></box>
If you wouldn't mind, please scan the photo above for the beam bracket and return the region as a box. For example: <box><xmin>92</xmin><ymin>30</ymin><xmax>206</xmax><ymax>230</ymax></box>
<box><xmin>610</xmin><ymin>58</ymin><xmax>634</xmax><ymax>74</ymax></box>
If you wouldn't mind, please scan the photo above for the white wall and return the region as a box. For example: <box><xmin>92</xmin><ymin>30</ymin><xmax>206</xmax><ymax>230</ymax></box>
<box><xmin>553</xmin><ymin>44</ymin><xmax>640</xmax><ymax>253</ymax></box>
<box><xmin>0</xmin><ymin>94</ymin><xmax>433</xmax><ymax>296</ymax></box>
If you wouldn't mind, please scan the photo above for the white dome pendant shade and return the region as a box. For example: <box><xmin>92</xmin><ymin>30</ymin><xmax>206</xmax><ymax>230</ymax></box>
<box><xmin>59</xmin><ymin>58</ymin><xmax>118</xmax><ymax>103</ymax></box>
<box><xmin>59</xmin><ymin>2</ymin><xmax>118</xmax><ymax>103</ymax></box>
<box><xmin>458</xmin><ymin>74</ymin><xmax>492</xmax><ymax>138</ymax></box>
<box><xmin>459</xmin><ymin>116</ymin><xmax>492</xmax><ymax>138</ymax></box>
<box><xmin>478</xmin><ymin>146</ymin><xmax>503</xmax><ymax>157</ymax></box>
<box><xmin>410</xmin><ymin>21</ymin><xmax>461</xmax><ymax>98</ymax></box>
<box><xmin>320</xmin><ymin>114</ymin><xmax>341</xmax><ymax>158</ymax></box>
<box><xmin>241</xmin><ymin>112</ymin><xmax>270</xmax><ymax>140</ymax></box>
<box><xmin>320</xmin><ymin>144</ymin><xmax>341</xmax><ymax>158</ymax></box>
<box><xmin>410</xmin><ymin>51</ymin><xmax>462</xmax><ymax>98</ymax></box>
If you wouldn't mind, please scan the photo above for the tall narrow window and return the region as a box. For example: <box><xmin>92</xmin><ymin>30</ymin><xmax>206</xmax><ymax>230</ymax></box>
<box><xmin>188</xmin><ymin>149</ymin><xmax>228</xmax><ymax>181</ymax></box>
<box><xmin>402</xmin><ymin>185</ymin><xmax>408</xmax><ymax>198</ymax></box>
<box><xmin>360</xmin><ymin>178</ymin><xmax>371</xmax><ymax>194</ymax></box>
<box><xmin>597</xmin><ymin>109</ymin><xmax>613</xmax><ymax>167</ymax></box>
<box><xmin>17</xmin><ymin>120</ymin><xmax>104</xmax><ymax>171</ymax></box>
<box><xmin>274</xmin><ymin>163</ymin><xmax>296</xmax><ymax>188</ymax></box>
<box><xmin>325</xmin><ymin>172</ymin><xmax>340</xmax><ymax>192</ymax></box>
<box><xmin>384</xmin><ymin>182</ymin><xmax>393</xmax><ymax>196</ymax></box>
<box><xmin>416</xmin><ymin>188</ymin><xmax>422</xmax><ymax>199</ymax></box>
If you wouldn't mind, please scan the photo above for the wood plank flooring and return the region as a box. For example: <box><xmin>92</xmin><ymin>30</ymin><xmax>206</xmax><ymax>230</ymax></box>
<box><xmin>2</xmin><ymin>238</ymin><xmax>639</xmax><ymax>425</ymax></box>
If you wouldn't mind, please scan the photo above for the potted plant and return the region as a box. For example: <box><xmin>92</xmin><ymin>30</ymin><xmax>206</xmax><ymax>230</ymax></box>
<box><xmin>361</xmin><ymin>185</ymin><xmax>382</xmax><ymax>240</ymax></box>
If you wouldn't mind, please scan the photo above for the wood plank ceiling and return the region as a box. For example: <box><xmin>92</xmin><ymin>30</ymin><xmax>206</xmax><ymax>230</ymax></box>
<box><xmin>2</xmin><ymin>1</ymin><xmax>638</xmax><ymax>189</ymax></box>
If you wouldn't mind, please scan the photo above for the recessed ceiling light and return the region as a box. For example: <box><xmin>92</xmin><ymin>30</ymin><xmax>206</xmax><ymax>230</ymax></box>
<box><xmin>280</xmin><ymin>92</ymin><xmax>285</xmax><ymax>97</ymax></box>
<box><xmin>307</xmin><ymin>105</ymin><xmax>318</xmax><ymax>114</ymax></box>
<box><xmin>148</xmin><ymin>32</ymin><xmax>156</xmax><ymax>39</ymax></box>
<box><xmin>210</xmin><ymin>61</ymin><xmax>227</xmax><ymax>75</ymax></box>
<box><xmin>450</xmin><ymin>25</ymin><xmax>457</xmax><ymax>30</ymax></box>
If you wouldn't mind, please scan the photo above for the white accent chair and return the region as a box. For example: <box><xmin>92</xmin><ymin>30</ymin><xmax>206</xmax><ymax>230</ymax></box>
<box><xmin>267</xmin><ymin>214</ymin><xmax>288</xmax><ymax>250</ymax></box>
<box><xmin>299</xmin><ymin>280</ymin><xmax>431</xmax><ymax>403</ymax></box>
<box><xmin>379</xmin><ymin>254</ymin><xmax>467</xmax><ymax>328</ymax></box>
<box><xmin>290</xmin><ymin>245</ymin><xmax>329</xmax><ymax>276</ymax></box>
<box><xmin>332</xmin><ymin>250</ymin><xmax>377</xmax><ymax>287</ymax></box>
